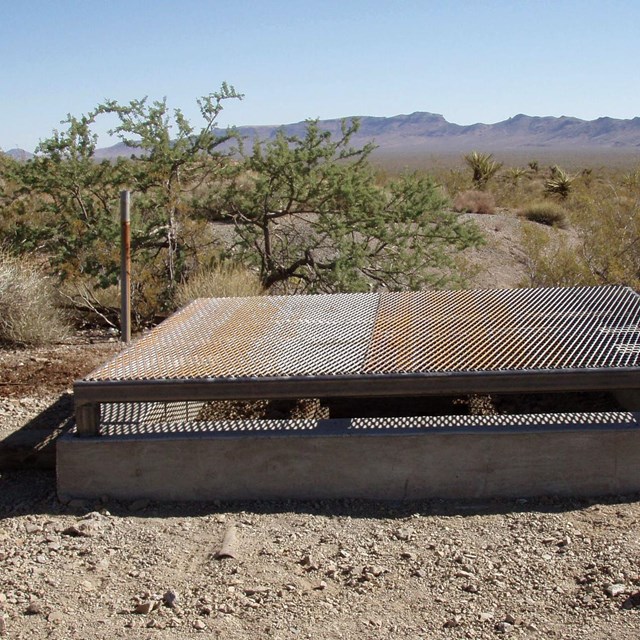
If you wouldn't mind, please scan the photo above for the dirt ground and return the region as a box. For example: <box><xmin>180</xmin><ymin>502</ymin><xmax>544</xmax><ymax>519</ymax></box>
<box><xmin>1</xmin><ymin>333</ymin><xmax>640</xmax><ymax>639</ymax></box>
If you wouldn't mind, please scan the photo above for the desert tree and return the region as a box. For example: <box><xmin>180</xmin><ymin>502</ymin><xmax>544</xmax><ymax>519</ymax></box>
<box><xmin>96</xmin><ymin>83</ymin><xmax>243</xmax><ymax>298</ymax></box>
<box><xmin>10</xmin><ymin>112</ymin><xmax>127</xmax><ymax>286</ymax></box>
<box><xmin>212</xmin><ymin>119</ymin><xmax>483</xmax><ymax>292</ymax></box>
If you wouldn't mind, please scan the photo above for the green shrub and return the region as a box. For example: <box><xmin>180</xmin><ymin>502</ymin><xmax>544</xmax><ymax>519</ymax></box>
<box><xmin>453</xmin><ymin>190</ymin><xmax>496</xmax><ymax>215</ymax></box>
<box><xmin>518</xmin><ymin>201</ymin><xmax>568</xmax><ymax>228</ymax></box>
<box><xmin>174</xmin><ymin>262</ymin><xmax>264</xmax><ymax>308</ymax></box>
<box><xmin>0</xmin><ymin>251</ymin><xmax>70</xmax><ymax>346</ymax></box>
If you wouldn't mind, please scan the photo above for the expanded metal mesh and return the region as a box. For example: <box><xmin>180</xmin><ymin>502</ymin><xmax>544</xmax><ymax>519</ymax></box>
<box><xmin>98</xmin><ymin>410</ymin><xmax>639</xmax><ymax>438</ymax></box>
<box><xmin>88</xmin><ymin>292</ymin><xmax>379</xmax><ymax>381</ymax></box>
<box><xmin>364</xmin><ymin>285</ymin><xmax>640</xmax><ymax>372</ymax></box>
<box><xmin>85</xmin><ymin>285</ymin><xmax>640</xmax><ymax>383</ymax></box>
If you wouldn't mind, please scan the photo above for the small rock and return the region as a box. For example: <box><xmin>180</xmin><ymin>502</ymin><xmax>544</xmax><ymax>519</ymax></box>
<box><xmin>80</xmin><ymin>580</ymin><xmax>94</xmax><ymax>591</ymax></box>
<box><xmin>605</xmin><ymin>583</ymin><xmax>626</xmax><ymax>598</ymax></box>
<box><xmin>25</xmin><ymin>601</ymin><xmax>42</xmax><ymax>615</ymax></box>
<box><xmin>134</xmin><ymin>602</ymin><xmax>153</xmax><ymax>615</ymax></box>
<box><xmin>194</xmin><ymin>620</ymin><xmax>206</xmax><ymax>630</ymax></box>
<box><xmin>455</xmin><ymin>570</ymin><xmax>475</xmax><ymax>579</ymax></box>
<box><xmin>243</xmin><ymin>587</ymin><xmax>269</xmax><ymax>596</ymax></box>
<box><xmin>504</xmin><ymin>614</ymin><xmax>517</xmax><ymax>624</ymax></box>
<box><xmin>313</xmin><ymin>581</ymin><xmax>327</xmax><ymax>590</ymax></box>
<box><xmin>479</xmin><ymin>612</ymin><xmax>494</xmax><ymax>622</ymax></box>
<box><xmin>495</xmin><ymin>621</ymin><xmax>513</xmax><ymax>633</ymax></box>
<box><xmin>162</xmin><ymin>590</ymin><xmax>179</xmax><ymax>608</ymax></box>
<box><xmin>0</xmin><ymin>613</ymin><xmax>5</xmax><ymax>635</ymax></box>
<box><xmin>462</xmin><ymin>584</ymin><xmax>478</xmax><ymax>593</ymax></box>
<box><xmin>443</xmin><ymin>616</ymin><xmax>461</xmax><ymax>628</ymax></box>
<box><xmin>25</xmin><ymin>523</ymin><xmax>42</xmax><ymax>535</ymax></box>
<box><xmin>61</xmin><ymin>523</ymin><xmax>97</xmax><ymax>538</ymax></box>
<box><xmin>394</xmin><ymin>527</ymin><xmax>414</xmax><ymax>541</ymax></box>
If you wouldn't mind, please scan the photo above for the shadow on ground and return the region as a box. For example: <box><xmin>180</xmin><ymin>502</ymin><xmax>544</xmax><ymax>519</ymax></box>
<box><xmin>0</xmin><ymin>393</ymin><xmax>74</xmax><ymax>471</ymax></box>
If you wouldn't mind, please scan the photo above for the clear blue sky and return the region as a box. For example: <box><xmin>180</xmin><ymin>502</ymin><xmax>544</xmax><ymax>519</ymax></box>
<box><xmin>2</xmin><ymin>0</ymin><xmax>639</xmax><ymax>151</ymax></box>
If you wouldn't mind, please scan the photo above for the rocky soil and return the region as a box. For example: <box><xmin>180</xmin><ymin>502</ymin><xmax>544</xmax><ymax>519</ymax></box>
<box><xmin>0</xmin><ymin>471</ymin><xmax>639</xmax><ymax>639</ymax></box>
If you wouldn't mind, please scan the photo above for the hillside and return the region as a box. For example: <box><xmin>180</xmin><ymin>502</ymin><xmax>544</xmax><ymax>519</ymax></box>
<box><xmin>8</xmin><ymin>111</ymin><xmax>640</xmax><ymax>161</ymax></box>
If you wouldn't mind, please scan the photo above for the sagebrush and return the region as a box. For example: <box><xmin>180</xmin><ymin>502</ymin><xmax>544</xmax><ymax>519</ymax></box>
<box><xmin>518</xmin><ymin>201</ymin><xmax>568</xmax><ymax>228</ymax></box>
<box><xmin>0</xmin><ymin>252</ymin><xmax>70</xmax><ymax>346</ymax></box>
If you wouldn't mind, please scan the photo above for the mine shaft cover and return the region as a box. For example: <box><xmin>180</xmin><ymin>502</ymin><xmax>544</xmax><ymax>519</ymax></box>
<box><xmin>75</xmin><ymin>286</ymin><xmax>640</xmax><ymax>403</ymax></box>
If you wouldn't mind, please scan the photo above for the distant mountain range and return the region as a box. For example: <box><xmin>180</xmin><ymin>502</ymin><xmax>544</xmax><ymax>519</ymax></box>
<box><xmin>5</xmin><ymin>112</ymin><xmax>640</xmax><ymax>161</ymax></box>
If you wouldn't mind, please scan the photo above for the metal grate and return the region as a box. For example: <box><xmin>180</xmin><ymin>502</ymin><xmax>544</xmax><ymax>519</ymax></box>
<box><xmin>364</xmin><ymin>286</ymin><xmax>640</xmax><ymax>372</ymax></box>
<box><xmin>75</xmin><ymin>286</ymin><xmax>640</xmax><ymax>414</ymax></box>
<box><xmin>86</xmin><ymin>286</ymin><xmax>640</xmax><ymax>380</ymax></box>
<box><xmin>87</xmin><ymin>292</ymin><xmax>379</xmax><ymax>380</ymax></box>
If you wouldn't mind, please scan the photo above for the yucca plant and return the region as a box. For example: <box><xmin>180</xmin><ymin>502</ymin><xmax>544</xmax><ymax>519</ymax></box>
<box><xmin>505</xmin><ymin>167</ymin><xmax>528</xmax><ymax>185</ymax></box>
<box><xmin>545</xmin><ymin>166</ymin><xmax>573</xmax><ymax>199</ymax></box>
<box><xmin>464</xmin><ymin>151</ymin><xmax>502</xmax><ymax>190</ymax></box>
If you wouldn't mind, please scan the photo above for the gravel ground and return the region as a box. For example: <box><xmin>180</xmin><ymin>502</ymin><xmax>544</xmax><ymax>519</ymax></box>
<box><xmin>0</xmin><ymin>472</ymin><xmax>639</xmax><ymax>639</ymax></box>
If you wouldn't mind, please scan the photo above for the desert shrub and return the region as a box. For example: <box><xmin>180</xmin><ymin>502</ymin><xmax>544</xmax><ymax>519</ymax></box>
<box><xmin>518</xmin><ymin>201</ymin><xmax>568</xmax><ymax>228</ymax></box>
<box><xmin>505</xmin><ymin>167</ymin><xmax>528</xmax><ymax>185</ymax></box>
<box><xmin>174</xmin><ymin>262</ymin><xmax>264</xmax><ymax>308</ymax></box>
<box><xmin>453</xmin><ymin>190</ymin><xmax>496</xmax><ymax>215</ymax></box>
<box><xmin>519</xmin><ymin>224</ymin><xmax>593</xmax><ymax>288</ymax></box>
<box><xmin>0</xmin><ymin>251</ymin><xmax>70</xmax><ymax>346</ymax></box>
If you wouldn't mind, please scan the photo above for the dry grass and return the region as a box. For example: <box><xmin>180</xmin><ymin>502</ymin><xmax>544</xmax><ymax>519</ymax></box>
<box><xmin>518</xmin><ymin>201</ymin><xmax>568</xmax><ymax>228</ymax></box>
<box><xmin>453</xmin><ymin>190</ymin><xmax>496</xmax><ymax>215</ymax></box>
<box><xmin>174</xmin><ymin>262</ymin><xmax>264</xmax><ymax>308</ymax></box>
<box><xmin>0</xmin><ymin>251</ymin><xmax>70</xmax><ymax>346</ymax></box>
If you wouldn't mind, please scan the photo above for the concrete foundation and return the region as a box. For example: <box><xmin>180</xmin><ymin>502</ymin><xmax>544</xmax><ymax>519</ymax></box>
<box><xmin>57</xmin><ymin>413</ymin><xmax>640</xmax><ymax>502</ymax></box>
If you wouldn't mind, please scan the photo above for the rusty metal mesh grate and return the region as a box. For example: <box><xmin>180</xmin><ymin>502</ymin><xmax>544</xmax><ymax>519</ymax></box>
<box><xmin>84</xmin><ymin>285</ymin><xmax>640</xmax><ymax>383</ymax></box>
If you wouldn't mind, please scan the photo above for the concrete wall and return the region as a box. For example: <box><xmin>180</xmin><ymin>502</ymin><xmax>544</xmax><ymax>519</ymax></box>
<box><xmin>57</xmin><ymin>420</ymin><xmax>640</xmax><ymax>501</ymax></box>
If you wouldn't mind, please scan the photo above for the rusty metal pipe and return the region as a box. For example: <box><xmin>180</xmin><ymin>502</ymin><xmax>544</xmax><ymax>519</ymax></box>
<box><xmin>120</xmin><ymin>190</ymin><xmax>131</xmax><ymax>344</ymax></box>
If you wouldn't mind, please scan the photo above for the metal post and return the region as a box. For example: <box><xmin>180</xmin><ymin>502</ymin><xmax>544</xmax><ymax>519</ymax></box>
<box><xmin>120</xmin><ymin>190</ymin><xmax>131</xmax><ymax>344</ymax></box>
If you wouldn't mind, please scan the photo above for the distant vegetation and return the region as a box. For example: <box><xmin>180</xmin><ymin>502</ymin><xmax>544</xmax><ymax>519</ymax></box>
<box><xmin>0</xmin><ymin>86</ymin><xmax>484</xmax><ymax>341</ymax></box>
<box><xmin>1</xmin><ymin>87</ymin><xmax>639</xmax><ymax>345</ymax></box>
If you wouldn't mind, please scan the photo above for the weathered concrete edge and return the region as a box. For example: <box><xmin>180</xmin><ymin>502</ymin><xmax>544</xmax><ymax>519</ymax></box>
<box><xmin>57</xmin><ymin>426</ymin><xmax>640</xmax><ymax>502</ymax></box>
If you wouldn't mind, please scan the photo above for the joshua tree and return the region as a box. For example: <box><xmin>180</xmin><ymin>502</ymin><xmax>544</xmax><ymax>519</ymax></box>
<box><xmin>464</xmin><ymin>151</ymin><xmax>502</xmax><ymax>190</ymax></box>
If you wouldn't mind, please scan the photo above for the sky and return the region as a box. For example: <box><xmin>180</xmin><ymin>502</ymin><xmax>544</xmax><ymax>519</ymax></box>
<box><xmin>2</xmin><ymin>0</ymin><xmax>640</xmax><ymax>151</ymax></box>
